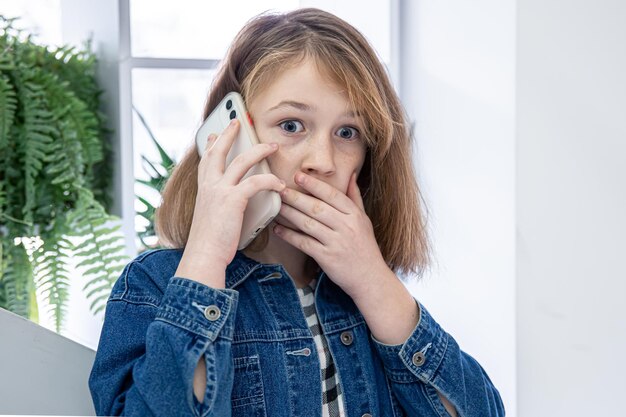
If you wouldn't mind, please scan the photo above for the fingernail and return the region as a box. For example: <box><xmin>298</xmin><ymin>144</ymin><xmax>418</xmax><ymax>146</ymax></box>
<box><xmin>230</xmin><ymin>118</ymin><xmax>238</xmax><ymax>126</ymax></box>
<box><xmin>270</xmin><ymin>143</ymin><xmax>279</xmax><ymax>149</ymax></box>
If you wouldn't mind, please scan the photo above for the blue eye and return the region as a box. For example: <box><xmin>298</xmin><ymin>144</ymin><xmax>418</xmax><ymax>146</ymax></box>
<box><xmin>336</xmin><ymin>126</ymin><xmax>359</xmax><ymax>141</ymax></box>
<box><xmin>279</xmin><ymin>120</ymin><xmax>304</xmax><ymax>133</ymax></box>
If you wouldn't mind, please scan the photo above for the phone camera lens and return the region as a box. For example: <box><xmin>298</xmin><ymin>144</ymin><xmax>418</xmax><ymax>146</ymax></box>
<box><xmin>229</xmin><ymin>110</ymin><xmax>236</xmax><ymax>120</ymax></box>
<box><xmin>226</xmin><ymin>99</ymin><xmax>232</xmax><ymax>110</ymax></box>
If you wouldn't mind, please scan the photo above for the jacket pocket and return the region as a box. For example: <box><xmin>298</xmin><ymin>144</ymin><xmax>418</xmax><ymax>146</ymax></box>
<box><xmin>231</xmin><ymin>354</ymin><xmax>266</xmax><ymax>416</ymax></box>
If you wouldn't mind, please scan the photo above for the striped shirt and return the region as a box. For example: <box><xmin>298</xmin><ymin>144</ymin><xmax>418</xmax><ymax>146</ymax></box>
<box><xmin>295</xmin><ymin>278</ymin><xmax>347</xmax><ymax>417</ymax></box>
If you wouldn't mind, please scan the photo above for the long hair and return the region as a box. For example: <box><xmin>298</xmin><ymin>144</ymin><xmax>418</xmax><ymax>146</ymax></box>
<box><xmin>155</xmin><ymin>8</ymin><xmax>432</xmax><ymax>279</ymax></box>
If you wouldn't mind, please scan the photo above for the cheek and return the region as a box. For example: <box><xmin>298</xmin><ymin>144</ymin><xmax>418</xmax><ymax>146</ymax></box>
<box><xmin>340</xmin><ymin>147</ymin><xmax>366</xmax><ymax>171</ymax></box>
<box><xmin>254</xmin><ymin>119</ymin><xmax>290</xmax><ymax>143</ymax></box>
<box><xmin>340</xmin><ymin>151</ymin><xmax>357</xmax><ymax>164</ymax></box>
<box><xmin>265</xmin><ymin>150</ymin><xmax>293</xmax><ymax>179</ymax></box>
<box><xmin>356</xmin><ymin>154</ymin><xmax>366</xmax><ymax>175</ymax></box>
<box><xmin>254</xmin><ymin>125</ymin><xmax>294</xmax><ymax>176</ymax></box>
<box><xmin>253</xmin><ymin>123</ymin><xmax>272</xmax><ymax>145</ymax></box>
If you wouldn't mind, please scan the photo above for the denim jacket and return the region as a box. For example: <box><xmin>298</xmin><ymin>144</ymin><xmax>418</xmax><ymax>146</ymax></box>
<box><xmin>89</xmin><ymin>248</ymin><xmax>505</xmax><ymax>416</ymax></box>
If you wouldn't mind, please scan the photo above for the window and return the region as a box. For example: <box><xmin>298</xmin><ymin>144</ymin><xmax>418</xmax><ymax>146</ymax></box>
<box><xmin>0</xmin><ymin>0</ymin><xmax>62</xmax><ymax>45</ymax></box>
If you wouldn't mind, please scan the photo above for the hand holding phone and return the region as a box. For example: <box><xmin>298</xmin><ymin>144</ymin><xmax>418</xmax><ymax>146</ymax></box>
<box><xmin>190</xmin><ymin>92</ymin><xmax>283</xmax><ymax>264</ymax></box>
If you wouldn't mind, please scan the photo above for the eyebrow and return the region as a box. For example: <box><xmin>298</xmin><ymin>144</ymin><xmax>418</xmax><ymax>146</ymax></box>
<box><xmin>267</xmin><ymin>100</ymin><xmax>358</xmax><ymax>119</ymax></box>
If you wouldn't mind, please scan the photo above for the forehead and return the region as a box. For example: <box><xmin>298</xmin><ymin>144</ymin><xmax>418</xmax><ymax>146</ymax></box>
<box><xmin>248</xmin><ymin>58</ymin><xmax>354</xmax><ymax>112</ymax></box>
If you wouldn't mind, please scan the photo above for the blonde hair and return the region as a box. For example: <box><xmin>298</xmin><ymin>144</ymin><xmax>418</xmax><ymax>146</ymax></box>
<box><xmin>155</xmin><ymin>8</ymin><xmax>432</xmax><ymax>278</ymax></box>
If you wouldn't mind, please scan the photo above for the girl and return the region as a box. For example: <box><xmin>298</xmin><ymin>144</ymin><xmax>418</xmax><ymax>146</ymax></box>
<box><xmin>89</xmin><ymin>8</ymin><xmax>505</xmax><ymax>417</ymax></box>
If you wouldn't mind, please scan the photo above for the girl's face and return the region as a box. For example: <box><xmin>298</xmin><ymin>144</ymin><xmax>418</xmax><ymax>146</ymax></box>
<box><xmin>248</xmin><ymin>58</ymin><xmax>367</xmax><ymax>231</ymax></box>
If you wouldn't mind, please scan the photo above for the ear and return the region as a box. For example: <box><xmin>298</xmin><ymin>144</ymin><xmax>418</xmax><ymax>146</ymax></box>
<box><xmin>347</xmin><ymin>172</ymin><xmax>365</xmax><ymax>211</ymax></box>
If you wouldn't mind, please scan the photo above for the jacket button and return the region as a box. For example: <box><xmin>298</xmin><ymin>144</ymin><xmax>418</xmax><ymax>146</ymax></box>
<box><xmin>340</xmin><ymin>331</ymin><xmax>353</xmax><ymax>346</ymax></box>
<box><xmin>362</xmin><ymin>414</ymin><xmax>373</xmax><ymax>417</ymax></box>
<box><xmin>204</xmin><ymin>305</ymin><xmax>221</xmax><ymax>321</ymax></box>
<box><xmin>412</xmin><ymin>351</ymin><xmax>426</xmax><ymax>366</ymax></box>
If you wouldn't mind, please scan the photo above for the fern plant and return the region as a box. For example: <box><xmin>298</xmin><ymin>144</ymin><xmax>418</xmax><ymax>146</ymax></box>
<box><xmin>133</xmin><ymin>106</ymin><xmax>176</xmax><ymax>253</ymax></box>
<box><xmin>0</xmin><ymin>16</ymin><xmax>130</xmax><ymax>331</ymax></box>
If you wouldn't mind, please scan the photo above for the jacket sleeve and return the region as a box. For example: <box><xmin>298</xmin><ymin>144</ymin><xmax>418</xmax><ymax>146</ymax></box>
<box><xmin>88</xmin><ymin>261</ymin><xmax>239</xmax><ymax>417</ymax></box>
<box><xmin>370</xmin><ymin>298</ymin><xmax>505</xmax><ymax>416</ymax></box>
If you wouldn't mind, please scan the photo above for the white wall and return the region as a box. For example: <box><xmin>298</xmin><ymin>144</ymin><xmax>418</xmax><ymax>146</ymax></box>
<box><xmin>400</xmin><ymin>0</ymin><xmax>517</xmax><ymax>414</ymax></box>
<box><xmin>403</xmin><ymin>0</ymin><xmax>626</xmax><ymax>415</ymax></box>
<box><xmin>517</xmin><ymin>0</ymin><xmax>626</xmax><ymax>415</ymax></box>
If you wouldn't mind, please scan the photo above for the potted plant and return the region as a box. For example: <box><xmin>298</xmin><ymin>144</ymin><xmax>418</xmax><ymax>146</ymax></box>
<box><xmin>0</xmin><ymin>16</ymin><xmax>130</xmax><ymax>331</ymax></box>
<box><xmin>132</xmin><ymin>106</ymin><xmax>176</xmax><ymax>253</ymax></box>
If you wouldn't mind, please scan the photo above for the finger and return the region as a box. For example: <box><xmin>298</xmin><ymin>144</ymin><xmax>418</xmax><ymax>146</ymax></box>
<box><xmin>278</xmin><ymin>201</ymin><xmax>333</xmax><ymax>244</ymax></box>
<box><xmin>199</xmin><ymin>133</ymin><xmax>218</xmax><ymax>161</ymax></box>
<box><xmin>279</xmin><ymin>188</ymin><xmax>342</xmax><ymax>230</ymax></box>
<box><xmin>272</xmin><ymin>222</ymin><xmax>324</xmax><ymax>256</ymax></box>
<box><xmin>237</xmin><ymin>173</ymin><xmax>286</xmax><ymax>201</ymax></box>
<box><xmin>293</xmin><ymin>171</ymin><xmax>353</xmax><ymax>214</ymax></box>
<box><xmin>205</xmin><ymin>119</ymin><xmax>240</xmax><ymax>174</ymax></box>
<box><xmin>347</xmin><ymin>172</ymin><xmax>365</xmax><ymax>211</ymax></box>
<box><xmin>222</xmin><ymin>142</ymin><xmax>279</xmax><ymax>185</ymax></box>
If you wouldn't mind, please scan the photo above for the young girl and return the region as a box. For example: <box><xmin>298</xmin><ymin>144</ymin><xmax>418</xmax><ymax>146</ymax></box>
<box><xmin>89</xmin><ymin>8</ymin><xmax>504</xmax><ymax>417</ymax></box>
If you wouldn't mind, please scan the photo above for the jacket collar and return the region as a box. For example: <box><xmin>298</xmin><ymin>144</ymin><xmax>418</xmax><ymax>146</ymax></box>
<box><xmin>225</xmin><ymin>250</ymin><xmax>366</xmax><ymax>326</ymax></box>
<box><xmin>225</xmin><ymin>250</ymin><xmax>326</xmax><ymax>292</ymax></box>
<box><xmin>225</xmin><ymin>250</ymin><xmax>264</xmax><ymax>289</ymax></box>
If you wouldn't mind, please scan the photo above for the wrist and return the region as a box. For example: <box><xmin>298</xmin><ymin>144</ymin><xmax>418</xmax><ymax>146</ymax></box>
<box><xmin>185</xmin><ymin>224</ymin><xmax>232</xmax><ymax>267</ymax></box>
<box><xmin>348</xmin><ymin>261</ymin><xmax>392</xmax><ymax>303</ymax></box>
<box><xmin>176</xmin><ymin>249</ymin><xmax>228</xmax><ymax>288</ymax></box>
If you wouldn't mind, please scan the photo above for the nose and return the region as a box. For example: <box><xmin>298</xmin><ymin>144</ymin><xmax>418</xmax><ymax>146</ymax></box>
<box><xmin>301</xmin><ymin>133</ymin><xmax>336</xmax><ymax>176</ymax></box>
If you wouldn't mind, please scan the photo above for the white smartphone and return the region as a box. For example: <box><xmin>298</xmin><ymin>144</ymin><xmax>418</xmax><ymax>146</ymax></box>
<box><xmin>195</xmin><ymin>91</ymin><xmax>281</xmax><ymax>250</ymax></box>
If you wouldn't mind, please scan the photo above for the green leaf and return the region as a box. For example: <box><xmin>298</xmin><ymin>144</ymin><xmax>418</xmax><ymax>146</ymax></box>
<box><xmin>0</xmin><ymin>16</ymin><xmax>118</xmax><ymax>331</ymax></box>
